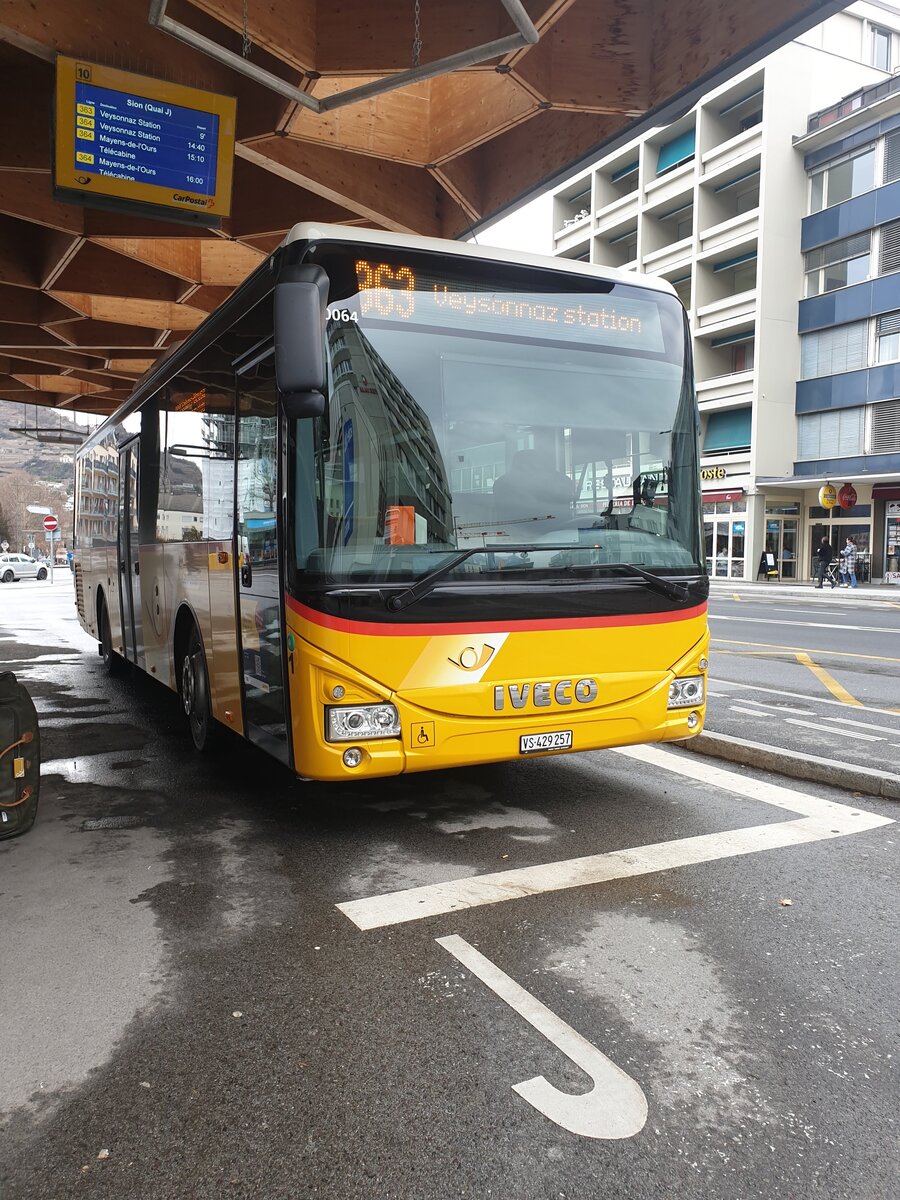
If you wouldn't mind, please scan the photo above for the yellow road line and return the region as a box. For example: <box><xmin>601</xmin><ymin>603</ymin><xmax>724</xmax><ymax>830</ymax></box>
<box><xmin>731</xmin><ymin>593</ymin><xmax>742</xmax><ymax>601</ymax></box>
<box><xmin>794</xmin><ymin>651</ymin><xmax>862</xmax><ymax>706</ymax></box>
<box><xmin>712</xmin><ymin>638</ymin><xmax>900</xmax><ymax>664</ymax></box>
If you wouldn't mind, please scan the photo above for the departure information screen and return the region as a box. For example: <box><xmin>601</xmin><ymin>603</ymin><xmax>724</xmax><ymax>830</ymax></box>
<box><xmin>350</xmin><ymin>259</ymin><xmax>667</xmax><ymax>353</ymax></box>
<box><xmin>55</xmin><ymin>58</ymin><xmax>236</xmax><ymax>222</ymax></box>
<box><xmin>72</xmin><ymin>81</ymin><xmax>219</xmax><ymax>195</ymax></box>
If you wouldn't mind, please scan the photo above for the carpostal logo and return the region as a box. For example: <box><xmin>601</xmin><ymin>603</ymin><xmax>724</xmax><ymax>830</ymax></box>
<box><xmin>172</xmin><ymin>193</ymin><xmax>214</xmax><ymax>208</ymax></box>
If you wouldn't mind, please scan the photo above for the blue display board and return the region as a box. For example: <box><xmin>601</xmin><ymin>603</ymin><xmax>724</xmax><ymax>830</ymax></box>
<box><xmin>55</xmin><ymin>58</ymin><xmax>236</xmax><ymax>222</ymax></box>
<box><xmin>74</xmin><ymin>81</ymin><xmax>219</xmax><ymax>196</ymax></box>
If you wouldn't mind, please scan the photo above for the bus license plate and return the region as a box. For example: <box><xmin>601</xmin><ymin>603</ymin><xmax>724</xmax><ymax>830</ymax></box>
<box><xmin>519</xmin><ymin>730</ymin><xmax>573</xmax><ymax>755</ymax></box>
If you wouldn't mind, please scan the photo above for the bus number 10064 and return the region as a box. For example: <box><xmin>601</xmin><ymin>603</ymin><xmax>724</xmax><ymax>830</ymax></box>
<box><xmin>327</xmin><ymin>309</ymin><xmax>359</xmax><ymax>322</ymax></box>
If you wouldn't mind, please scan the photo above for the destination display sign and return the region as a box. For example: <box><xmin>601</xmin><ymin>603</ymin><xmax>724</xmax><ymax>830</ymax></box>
<box><xmin>54</xmin><ymin>58</ymin><xmax>236</xmax><ymax>223</ymax></box>
<box><xmin>349</xmin><ymin>260</ymin><xmax>667</xmax><ymax>353</ymax></box>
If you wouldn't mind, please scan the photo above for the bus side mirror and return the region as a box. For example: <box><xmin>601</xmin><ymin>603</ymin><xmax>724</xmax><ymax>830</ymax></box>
<box><xmin>281</xmin><ymin>391</ymin><xmax>325</xmax><ymax>420</ymax></box>
<box><xmin>274</xmin><ymin>265</ymin><xmax>329</xmax><ymax>412</ymax></box>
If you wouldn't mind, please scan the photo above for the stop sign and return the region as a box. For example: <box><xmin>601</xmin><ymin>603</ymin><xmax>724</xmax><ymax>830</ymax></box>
<box><xmin>43</xmin><ymin>515</ymin><xmax>58</xmax><ymax>532</ymax></box>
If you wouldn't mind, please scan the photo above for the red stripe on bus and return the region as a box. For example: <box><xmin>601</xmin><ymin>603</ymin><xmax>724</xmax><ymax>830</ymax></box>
<box><xmin>285</xmin><ymin>595</ymin><xmax>707</xmax><ymax>637</ymax></box>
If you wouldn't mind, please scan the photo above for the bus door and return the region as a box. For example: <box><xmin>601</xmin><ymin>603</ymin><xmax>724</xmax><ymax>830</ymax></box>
<box><xmin>235</xmin><ymin>364</ymin><xmax>291</xmax><ymax>765</ymax></box>
<box><xmin>117</xmin><ymin>441</ymin><xmax>141</xmax><ymax>664</ymax></box>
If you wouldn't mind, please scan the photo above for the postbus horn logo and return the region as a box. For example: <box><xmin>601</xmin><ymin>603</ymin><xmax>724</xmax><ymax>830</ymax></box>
<box><xmin>448</xmin><ymin>644</ymin><xmax>496</xmax><ymax>671</ymax></box>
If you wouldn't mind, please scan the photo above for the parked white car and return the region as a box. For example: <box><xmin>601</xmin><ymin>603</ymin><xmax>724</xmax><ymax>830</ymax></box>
<box><xmin>0</xmin><ymin>554</ymin><xmax>49</xmax><ymax>583</ymax></box>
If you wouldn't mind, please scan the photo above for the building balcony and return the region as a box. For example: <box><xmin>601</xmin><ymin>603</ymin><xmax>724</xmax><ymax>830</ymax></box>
<box><xmin>695</xmin><ymin>290</ymin><xmax>757</xmax><ymax>332</ymax></box>
<box><xmin>697</xmin><ymin>210</ymin><xmax>759</xmax><ymax>257</ymax></box>
<box><xmin>553</xmin><ymin>215</ymin><xmax>592</xmax><ymax>255</ymax></box>
<box><xmin>642</xmin><ymin>160</ymin><xmax>695</xmax><ymax>209</ymax></box>
<box><xmin>696</xmin><ymin>372</ymin><xmax>754</xmax><ymax>409</ymax></box>
<box><xmin>593</xmin><ymin>189</ymin><xmax>639</xmax><ymax>231</ymax></box>
<box><xmin>701</xmin><ymin>125</ymin><xmax>763</xmax><ymax>179</ymax></box>
<box><xmin>642</xmin><ymin>237</ymin><xmax>692</xmax><ymax>277</ymax></box>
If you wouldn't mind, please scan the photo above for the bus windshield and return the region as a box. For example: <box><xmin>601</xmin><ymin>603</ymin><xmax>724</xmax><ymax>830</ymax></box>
<box><xmin>292</xmin><ymin>247</ymin><xmax>702</xmax><ymax>588</ymax></box>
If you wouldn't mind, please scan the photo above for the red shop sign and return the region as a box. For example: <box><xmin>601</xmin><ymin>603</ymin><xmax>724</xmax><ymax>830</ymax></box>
<box><xmin>838</xmin><ymin>483</ymin><xmax>857</xmax><ymax>510</ymax></box>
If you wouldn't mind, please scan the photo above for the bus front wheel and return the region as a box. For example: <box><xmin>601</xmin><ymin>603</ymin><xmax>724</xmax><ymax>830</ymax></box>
<box><xmin>181</xmin><ymin>626</ymin><xmax>221</xmax><ymax>753</ymax></box>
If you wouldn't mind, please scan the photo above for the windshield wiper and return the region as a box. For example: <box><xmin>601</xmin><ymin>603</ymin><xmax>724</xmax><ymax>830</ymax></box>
<box><xmin>384</xmin><ymin>545</ymin><xmax>574</xmax><ymax>612</ymax></box>
<box><xmin>606</xmin><ymin>562</ymin><xmax>690</xmax><ymax>602</ymax></box>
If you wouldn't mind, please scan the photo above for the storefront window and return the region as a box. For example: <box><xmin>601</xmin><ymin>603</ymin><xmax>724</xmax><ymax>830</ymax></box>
<box><xmin>885</xmin><ymin>503</ymin><xmax>900</xmax><ymax>583</ymax></box>
<box><xmin>704</xmin><ymin>500</ymin><xmax>747</xmax><ymax>577</ymax></box>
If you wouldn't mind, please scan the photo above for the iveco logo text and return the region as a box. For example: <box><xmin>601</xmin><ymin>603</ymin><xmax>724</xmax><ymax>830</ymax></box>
<box><xmin>493</xmin><ymin>679</ymin><xmax>598</xmax><ymax>711</ymax></box>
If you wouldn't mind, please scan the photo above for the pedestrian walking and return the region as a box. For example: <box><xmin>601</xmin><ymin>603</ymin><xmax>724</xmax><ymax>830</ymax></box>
<box><xmin>814</xmin><ymin>536</ymin><xmax>836</xmax><ymax>588</ymax></box>
<box><xmin>839</xmin><ymin>536</ymin><xmax>858</xmax><ymax>588</ymax></box>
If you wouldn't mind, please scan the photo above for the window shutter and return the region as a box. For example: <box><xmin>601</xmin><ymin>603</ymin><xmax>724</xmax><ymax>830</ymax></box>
<box><xmin>656</xmin><ymin>130</ymin><xmax>696</xmax><ymax>174</ymax></box>
<box><xmin>885</xmin><ymin>131</ymin><xmax>900</xmax><ymax>184</ymax></box>
<box><xmin>797</xmin><ymin>414</ymin><xmax>819</xmax><ymax>460</ymax></box>
<box><xmin>817</xmin><ymin>411</ymin><xmax>840</xmax><ymax>457</ymax></box>
<box><xmin>880</xmin><ymin>221</ymin><xmax>900</xmax><ymax>274</ymax></box>
<box><xmin>876</xmin><ymin>311</ymin><xmax>900</xmax><ymax>337</ymax></box>
<box><xmin>801</xmin><ymin>322</ymin><xmax>867</xmax><ymax>379</ymax></box>
<box><xmin>704</xmin><ymin>407</ymin><xmax>752</xmax><ymax>451</ymax></box>
<box><xmin>870</xmin><ymin>398</ymin><xmax>900</xmax><ymax>453</ymax></box>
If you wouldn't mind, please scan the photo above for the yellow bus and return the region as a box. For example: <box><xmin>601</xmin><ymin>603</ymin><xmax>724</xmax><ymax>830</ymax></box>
<box><xmin>74</xmin><ymin>224</ymin><xmax>708</xmax><ymax>780</ymax></box>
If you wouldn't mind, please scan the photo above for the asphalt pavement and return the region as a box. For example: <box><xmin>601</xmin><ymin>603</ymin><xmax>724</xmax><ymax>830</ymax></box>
<box><xmin>699</xmin><ymin>581</ymin><xmax>900</xmax><ymax>798</ymax></box>
<box><xmin>0</xmin><ymin>576</ymin><xmax>898</xmax><ymax>1200</ymax></box>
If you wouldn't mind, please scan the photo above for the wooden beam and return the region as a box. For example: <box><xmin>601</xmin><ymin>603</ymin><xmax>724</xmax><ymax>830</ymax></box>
<box><xmin>87</xmin><ymin>237</ymin><xmax>260</xmax><ymax>286</ymax></box>
<box><xmin>0</xmin><ymin>172</ymin><xmax>84</xmax><ymax>235</ymax></box>
<box><xmin>229</xmin><ymin>154</ymin><xmax>358</xmax><ymax>236</ymax></box>
<box><xmin>50</xmin><ymin>241</ymin><xmax>187</xmax><ymax>302</ymax></box>
<box><xmin>0</xmin><ymin>67</ymin><xmax>53</xmax><ymax>170</ymax></box>
<box><xmin>460</xmin><ymin>109</ymin><xmax>620</xmax><ymax>233</ymax></box>
<box><xmin>50</xmin><ymin>292</ymin><xmax>208</xmax><ymax>331</ymax></box>
<box><xmin>287</xmin><ymin>79</ymin><xmax>431</xmax><ymax>165</ymax></box>
<box><xmin>429</xmin><ymin>158</ymin><xmax>484</xmax><ymax>226</ymax></box>
<box><xmin>0</xmin><ymin>286</ymin><xmax>81</xmax><ymax>327</ymax></box>
<box><xmin>428</xmin><ymin>72</ymin><xmax>536</xmax><ymax>163</ymax></box>
<box><xmin>107</xmin><ymin>358</ymin><xmax>158</xmax><ymax>375</ymax></box>
<box><xmin>0</xmin><ymin>324</ymin><xmax>72</xmax><ymax>349</ymax></box>
<box><xmin>42</xmin><ymin>320</ymin><xmax>167</xmax><ymax>349</ymax></box>
<box><xmin>0</xmin><ymin>349</ymin><xmax>109</xmax><ymax>373</ymax></box>
<box><xmin>513</xmin><ymin>3</ymin><xmax>650</xmax><ymax>114</ymax></box>
<box><xmin>10</xmin><ymin>374</ymin><xmax>108</xmax><ymax>396</ymax></box>
<box><xmin>316</xmin><ymin>2</ymin><xmax>517</xmax><ymax>73</ymax></box>
<box><xmin>237</xmin><ymin>138</ymin><xmax>442</xmax><ymax>235</ymax></box>
<box><xmin>185</xmin><ymin>0</ymin><xmax>317</xmax><ymax>74</ymax></box>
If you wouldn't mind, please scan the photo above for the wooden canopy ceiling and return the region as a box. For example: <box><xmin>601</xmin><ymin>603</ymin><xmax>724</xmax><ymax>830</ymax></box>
<box><xmin>1</xmin><ymin>0</ymin><xmax>837</xmax><ymax>415</ymax></box>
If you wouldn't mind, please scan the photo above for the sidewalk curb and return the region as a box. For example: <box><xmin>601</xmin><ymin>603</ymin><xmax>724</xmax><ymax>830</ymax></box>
<box><xmin>708</xmin><ymin>583</ymin><xmax>899</xmax><ymax>603</ymax></box>
<box><xmin>676</xmin><ymin>730</ymin><xmax>900</xmax><ymax>802</ymax></box>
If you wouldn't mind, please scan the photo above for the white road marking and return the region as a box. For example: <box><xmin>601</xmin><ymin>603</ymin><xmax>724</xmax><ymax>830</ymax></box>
<box><xmin>710</xmin><ymin>615</ymin><xmax>898</xmax><ymax>633</ymax></box>
<box><xmin>824</xmin><ymin>715</ymin><xmax>900</xmax><ymax>735</ymax></box>
<box><xmin>728</xmin><ymin>705</ymin><xmax>775</xmax><ymax>717</ymax></box>
<box><xmin>726</xmin><ymin>700</ymin><xmax>814</xmax><ymax>716</ymax></box>
<box><xmin>784</xmin><ymin>717</ymin><xmax>883</xmax><ymax>742</ymax></box>
<box><xmin>437</xmin><ymin>934</ymin><xmax>647</xmax><ymax>1140</ymax></box>
<box><xmin>711</xmin><ymin>679</ymin><xmax>900</xmax><ymax>720</ymax></box>
<box><xmin>336</xmin><ymin>746</ymin><xmax>893</xmax><ymax>930</ymax></box>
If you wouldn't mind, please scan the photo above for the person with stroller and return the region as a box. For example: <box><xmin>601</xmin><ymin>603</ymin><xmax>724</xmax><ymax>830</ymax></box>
<box><xmin>839</xmin><ymin>536</ymin><xmax>858</xmax><ymax>588</ymax></box>
<box><xmin>814</xmin><ymin>536</ymin><xmax>836</xmax><ymax>588</ymax></box>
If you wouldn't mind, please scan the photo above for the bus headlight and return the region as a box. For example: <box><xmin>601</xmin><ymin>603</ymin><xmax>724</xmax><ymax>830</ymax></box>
<box><xmin>667</xmin><ymin>676</ymin><xmax>705</xmax><ymax>709</ymax></box>
<box><xmin>326</xmin><ymin>703</ymin><xmax>401</xmax><ymax>741</ymax></box>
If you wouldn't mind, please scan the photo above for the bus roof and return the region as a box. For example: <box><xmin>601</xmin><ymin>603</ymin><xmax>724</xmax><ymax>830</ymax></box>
<box><xmin>282</xmin><ymin>223</ymin><xmax>677</xmax><ymax>297</ymax></box>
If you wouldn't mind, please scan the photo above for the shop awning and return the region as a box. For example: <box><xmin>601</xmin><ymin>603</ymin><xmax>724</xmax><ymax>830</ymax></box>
<box><xmin>702</xmin><ymin>489</ymin><xmax>745</xmax><ymax>502</ymax></box>
<box><xmin>872</xmin><ymin>485</ymin><xmax>900</xmax><ymax>499</ymax></box>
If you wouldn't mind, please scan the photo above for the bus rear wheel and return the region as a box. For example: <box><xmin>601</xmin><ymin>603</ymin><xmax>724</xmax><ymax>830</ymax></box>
<box><xmin>181</xmin><ymin>626</ymin><xmax>221</xmax><ymax>753</ymax></box>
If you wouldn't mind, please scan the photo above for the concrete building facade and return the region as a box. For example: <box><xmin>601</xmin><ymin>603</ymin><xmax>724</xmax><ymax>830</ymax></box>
<box><xmin>548</xmin><ymin>1</ymin><xmax>900</xmax><ymax>583</ymax></box>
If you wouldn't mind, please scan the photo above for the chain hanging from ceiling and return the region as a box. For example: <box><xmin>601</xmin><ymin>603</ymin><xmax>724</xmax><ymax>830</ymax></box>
<box><xmin>241</xmin><ymin>0</ymin><xmax>252</xmax><ymax>58</ymax></box>
<box><xmin>412</xmin><ymin>0</ymin><xmax>422</xmax><ymax>68</ymax></box>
